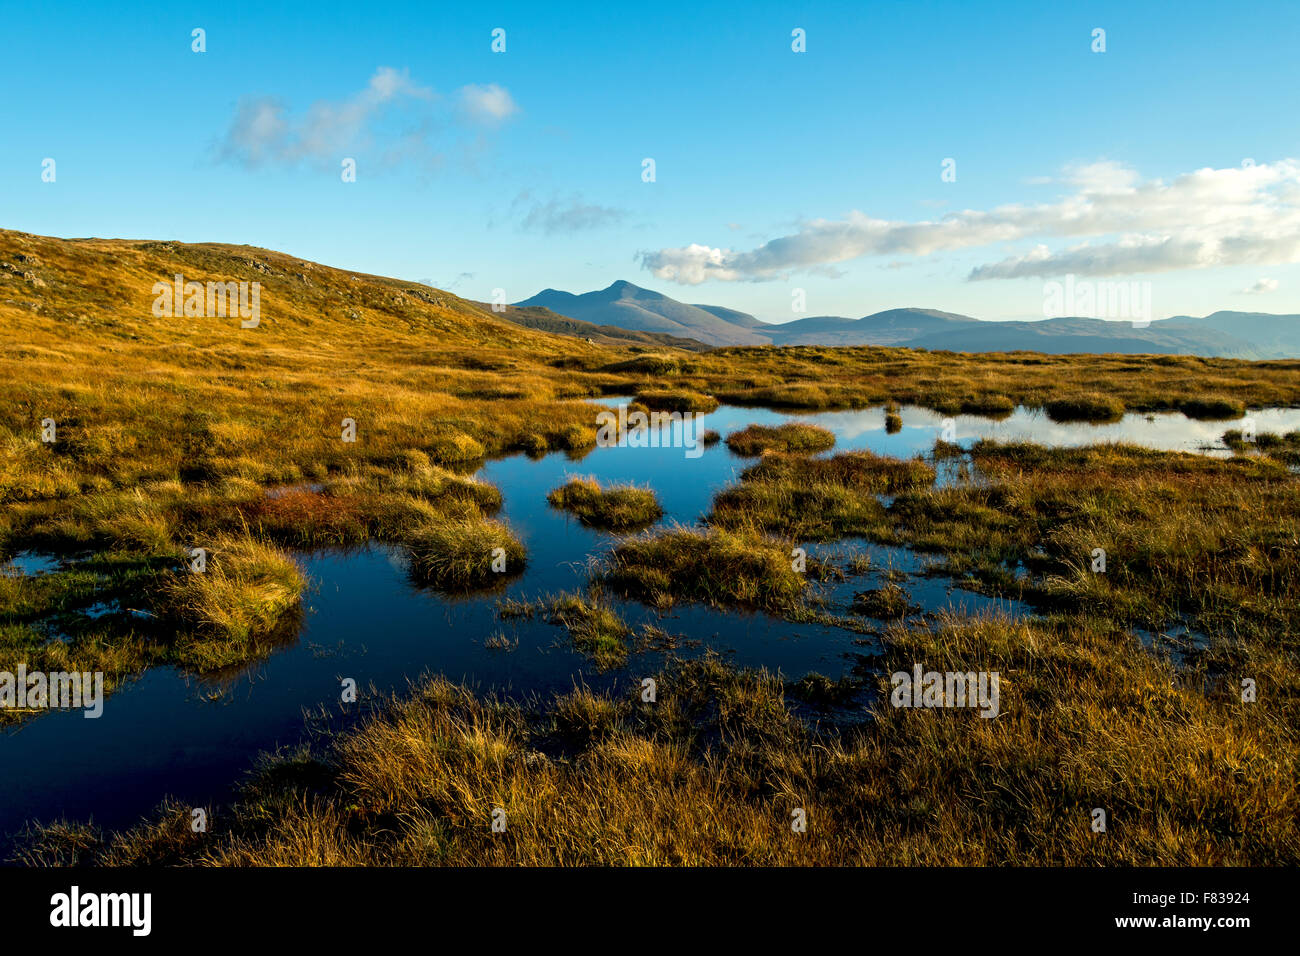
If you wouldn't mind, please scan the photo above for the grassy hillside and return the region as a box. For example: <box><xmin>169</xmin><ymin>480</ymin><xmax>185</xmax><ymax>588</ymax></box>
<box><xmin>0</xmin><ymin>228</ymin><xmax>618</xmax><ymax>481</ymax></box>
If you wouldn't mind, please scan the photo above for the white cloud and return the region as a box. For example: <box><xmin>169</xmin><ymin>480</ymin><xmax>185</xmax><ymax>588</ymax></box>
<box><xmin>459</xmin><ymin>83</ymin><xmax>519</xmax><ymax>123</ymax></box>
<box><xmin>221</xmin><ymin>98</ymin><xmax>291</xmax><ymax>166</ymax></box>
<box><xmin>515</xmin><ymin>193</ymin><xmax>625</xmax><ymax>234</ymax></box>
<box><xmin>219</xmin><ymin>68</ymin><xmax>515</xmax><ymax>168</ymax></box>
<box><xmin>639</xmin><ymin>243</ymin><xmax>745</xmax><ymax>284</ymax></box>
<box><xmin>641</xmin><ymin>159</ymin><xmax>1300</xmax><ymax>284</ymax></box>
<box><xmin>293</xmin><ymin>67</ymin><xmax>432</xmax><ymax>160</ymax></box>
<box><xmin>1241</xmin><ymin>277</ymin><xmax>1279</xmax><ymax>294</ymax></box>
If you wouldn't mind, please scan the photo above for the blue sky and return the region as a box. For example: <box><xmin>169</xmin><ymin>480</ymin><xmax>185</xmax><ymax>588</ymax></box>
<box><xmin>5</xmin><ymin>0</ymin><xmax>1299</xmax><ymax>322</ymax></box>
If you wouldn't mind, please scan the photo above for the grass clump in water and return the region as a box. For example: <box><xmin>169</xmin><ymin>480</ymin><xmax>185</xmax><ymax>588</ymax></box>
<box><xmin>547</xmin><ymin>478</ymin><xmax>662</xmax><ymax>531</ymax></box>
<box><xmin>851</xmin><ymin>583</ymin><xmax>918</xmax><ymax>619</ymax></box>
<box><xmin>597</xmin><ymin>525</ymin><xmax>807</xmax><ymax>612</ymax></box>
<box><xmin>1179</xmin><ymin>397</ymin><xmax>1245</xmax><ymax>420</ymax></box>
<box><xmin>712</xmin><ymin>451</ymin><xmax>934</xmax><ymax>539</ymax></box>
<box><xmin>547</xmin><ymin>592</ymin><xmax>632</xmax><ymax>669</ymax></box>
<box><xmin>882</xmin><ymin>439</ymin><xmax>1298</xmax><ymax>636</ymax></box>
<box><xmin>157</xmin><ymin>533</ymin><xmax>305</xmax><ymax>671</ymax></box>
<box><xmin>427</xmin><ymin>428</ymin><xmax>487</xmax><ymax>464</ymax></box>
<box><xmin>601</xmin><ymin>353</ymin><xmax>689</xmax><ymax>377</ymax></box>
<box><xmin>406</xmin><ymin>514</ymin><xmax>525</xmax><ymax>590</ymax></box>
<box><xmin>741</xmin><ymin>451</ymin><xmax>934</xmax><ymax>494</ymax></box>
<box><xmin>724</xmin><ymin>423</ymin><xmax>836</xmax><ymax>456</ymax></box>
<box><xmin>1043</xmin><ymin>394</ymin><xmax>1125</xmax><ymax>423</ymax></box>
<box><xmin>634</xmin><ymin>388</ymin><xmax>719</xmax><ymax>413</ymax></box>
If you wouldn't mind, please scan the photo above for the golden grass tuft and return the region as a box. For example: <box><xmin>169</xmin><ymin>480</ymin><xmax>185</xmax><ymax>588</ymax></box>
<box><xmin>634</xmin><ymin>388</ymin><xmax>720</xmax><ymax>413</ymax></box>
<box><xmin>157</xmin><ymin>533</ymin><xmax>305</xmax><ymax>671</ymax></box>
<box><xmin>598</xmin><ymin>524</ymin><xmax>807</xmax><ymax>611</ymax></box>
<box><xmin>547</xmin><ymin>477</ymin><xmax>662</xmax><ymax>530</ymax></box>
<box><xmin>724</xmin><ymin>423</ymin><xmax>836</xmax><ymax>456</ymax></box>
<box><xmin>406</xmin><ymin>514</ymin><xmax>526</xmax><ymax>590</ymax></box>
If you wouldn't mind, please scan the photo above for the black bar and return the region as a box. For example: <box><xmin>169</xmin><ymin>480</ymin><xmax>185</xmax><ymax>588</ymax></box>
<box><xmin>0</xmin><ymin>866</ymin><xmax>1286</xmax><ymax>943</ymax></box>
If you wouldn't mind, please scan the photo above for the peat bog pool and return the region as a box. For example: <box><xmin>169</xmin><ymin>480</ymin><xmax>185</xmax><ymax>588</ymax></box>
<box><xmin>3</xmin><ymin>401</ymin><xmax>1299</xmax><ymax>848</ymax></box>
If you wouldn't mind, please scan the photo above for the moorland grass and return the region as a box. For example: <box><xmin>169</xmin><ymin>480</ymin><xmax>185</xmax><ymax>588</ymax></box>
<box><xmin>13</xmin><ymin>433</ymin><xmax>1300</xmax><ymax>863</ymax></box>
<box><xmin>695</xmin><ymin>346</ymin><xmax>1300</xmax><ymax>418</ymax></box>
<box><xmin>740</xmin><ymin>450</ymin><xmax>935</xmax><ymax>494</ymax></box>
<box><xmin>597</xmin><ymin>524</ymin><xmax>807</xmax><ymax>612</ymax></box>
<box><xmin>634</xmin><ymin>388</ymin><xmax>720</xmax><ymax>413</ymax></box>
<box><xmin>157</xmin><ymin>533</ymin><xmax>305</xmax><ymax>671</ymax></box>
<box><xmin>5</xmin><ymin>229</ymin><xmax>1297</xmax><ymax>579</ymax></box>
<box><xmin>0</xmin><ymin>552</ymin><xmax>170</xmax><ymax>722</ymax></box>
<box><xmin>547</xmin><ymin>592</ymin><xmax>632</xmax><ymax>669</ymax></box>
<box><xmin>954</xmin><ymin>393</ymin><xmax>1017</xmax><ymax>417</ymax></box>
<box><xmin>1043</xmin><ymin>393</ymin><xmax>1126</xmax><ymax>423</ymax></box>
<box><xmin>724</xmin><ymin>423</ymin><xmax>836</xmax><ymax>456</ymax></box>
<box><xmin>850</xmin><ymin>583</ymin><xmax>918</xmax><ymax>619</ymax></box>
<box><xmin>711</xmin><ymin>451</ymin><xmax>935</xmax><ymax>539</ymax></box>
<box><xmin>24</xmin><ymin>608</ymin><xmax>1298</xmax><ymax>865</ymax></box>
<box><xmin>875</xmin><ymin>440</ymin><xmax>1299</xmax><ymax>640</ymax></box>
<box><xmin>1178</xmin><ymin>396</ymin><xmax>1246</xmax><ymax>420</ymax></box>
<box><xmin>406</xmin><ymin>514</ymin><xmax>526</xmax><ymax>590</ymax></box>
<box><xmin>547</xmin><ymin>478</ymin><xmax>662</xmax><ymax>530</ymax></box>
<box><xmin>1224</xmin><ymin>428</ymin><xmax>1300</xmax><ymax>465</ymax></box>
<box><xmin>711</xmin><ymin>480</ymin><xmax>887</xmax><ymax>541</ymax></box>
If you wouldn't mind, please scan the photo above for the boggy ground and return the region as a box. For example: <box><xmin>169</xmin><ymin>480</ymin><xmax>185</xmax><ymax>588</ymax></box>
<box><xmin>4</xmin><ymin>229</ymin><xmax>1300</xmax><ymax>863</ymax></box>
<box><xmin>19</xmin><ymin>608</ymin><xmax>1295</xmax><ymax>865</ymax></box>
<box><xmin>19</xmin><ymin>433</ymin><xmax>1300</xmax><ymax>865</ymax></box>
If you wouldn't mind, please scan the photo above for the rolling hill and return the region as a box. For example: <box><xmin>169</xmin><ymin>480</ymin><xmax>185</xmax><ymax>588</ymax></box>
<box><xmin>0</xmin><ymin>228</ymin><xmax>571</xmax><ymax>353</ymax></box>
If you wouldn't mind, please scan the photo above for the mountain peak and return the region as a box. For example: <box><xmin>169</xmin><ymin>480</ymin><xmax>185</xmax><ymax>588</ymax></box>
<box><xmin>603</xmin><ymin>279</ymin><xmax>664</xmax><ymax>300</ymax></box>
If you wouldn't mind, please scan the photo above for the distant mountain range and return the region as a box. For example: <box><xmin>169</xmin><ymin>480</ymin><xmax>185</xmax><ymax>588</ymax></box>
<box><xmin>513</xmin><ymin>281</ymin><xmax>1300</xmax><ymax>358</ymax></box>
